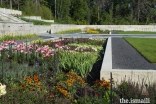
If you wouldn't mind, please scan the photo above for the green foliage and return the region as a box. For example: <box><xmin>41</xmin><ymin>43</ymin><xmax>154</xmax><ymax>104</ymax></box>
<box><xmin>38</xmin><ymin>5</ymin><xmax>53</xmax><ymax>20</ymax></box>
<box><xmin>74</xmin><ymin>97</ymin><xmax>104</xmax><ymax>104</ymax></box>
<box><xmin>20</xmin><ymin>18</ymin><xmax>53</xmax><ymax>25</ymax></box>
<box><xmin>70</xmin><ymin>0</ymin><xmax>89</xmax><ymax>24</ymax></box>
<box><xmin>115</xmin><ymin>80</ymin><xmax>156</xmax><ymax>103</ymax></box>
<box><xmin>20</xmin><ymin>0</ymin><xmax>53</xmax><ymax>20</ymax></box>
<box><xmin>0</xmin><ymin>34</ymin><xmax>37</xmax><ymax>42</ymax></box>
<box><xmin>117</xmin><ymin>31</ymin><xmax>156</xmax><ymax>34</ymax></box>
<box><xmin>58</xmin><ymin>50</ymin><xmax>99</xmax><ymax>78</ymax></box>
<box><xmin>1</xmin><ymin>0</ymin><xmax>156</xmax><ymax>24</ymax></box>
<box><xmin>56</xmin><ymin>29</ymin><xmax>81</xmax><ymax>34</ymax></box>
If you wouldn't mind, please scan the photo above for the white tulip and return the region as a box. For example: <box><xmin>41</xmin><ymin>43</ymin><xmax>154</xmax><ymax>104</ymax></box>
<box><xmin>0</xmin><ymin>83</ymin><xmax>7</xmax><ymax>97</ymax></box>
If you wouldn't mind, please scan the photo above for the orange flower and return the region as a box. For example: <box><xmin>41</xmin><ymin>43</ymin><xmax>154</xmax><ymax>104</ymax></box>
<box><xmin>26</xmin><ymin>76</ymin><xmax>32</xmax><ymax>84</ymax></box>
<box><xmin>33</xmin><ymin>74</ymin><xmax>39</xmax><ymax>82</ymax></box>
<box><xmin>57</xmin><ymin>86</ymin><xmax>69</xmax><ymax>97</ymax></box>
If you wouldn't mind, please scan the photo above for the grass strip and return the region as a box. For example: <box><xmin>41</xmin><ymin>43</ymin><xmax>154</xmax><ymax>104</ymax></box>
<box><xmin>125</xmin><ymin>38</ymin><xmax>156</xmax><ymax>63</ymax></box>
<box><xmin>0</xmin><ymin>34</ymin><xmax>38</xmax><ymax>42</ymax></box>
<box><xmin>56</xmin><ymin>29</ymin><xmax>81</xmax><ymax>34</ymax></box>
<box><xmin>118</xmin><ymin>31</ymin><xmax>156</xmax><ymax>34</ymax></box>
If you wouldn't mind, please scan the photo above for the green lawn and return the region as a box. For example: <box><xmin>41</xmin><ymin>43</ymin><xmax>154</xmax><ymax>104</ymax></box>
<box><xmin>125</xmin><ymin>38</ymin><xmax>156</xmax><ymax>63</ymax></box>
<box><xmin>118</xmin><ymin>31</ymin><xmax>156</xmax><ymax>34</ymax></box>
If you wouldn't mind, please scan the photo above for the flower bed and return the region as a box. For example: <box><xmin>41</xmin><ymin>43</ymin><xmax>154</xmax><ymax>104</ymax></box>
<box><xmin>0</xmin><ymin>38</ymin><xmax>115</xmax><ymax>103</ymax></box>
<box><xmin>83</xmin><ymin>28</ymin><xmax>110</xmax><ymax>34</ymax></box>
<box><xmin>0</xmin><ymin>38</ymin><xmax>155</xmax><ymax>103</ymax></box>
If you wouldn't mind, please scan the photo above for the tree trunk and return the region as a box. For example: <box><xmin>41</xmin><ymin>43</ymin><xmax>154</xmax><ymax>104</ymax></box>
<box><xmin>1</xmin><ymin>0</ymin><xmax>2</xmax><ymax>5</ymax></box>
<box><xmin>18</xmin><ymin>3</ymin><xmax>19</xmax><ymax>10</ymax></box>
<box><xmin>97</xmin><ymin>0</ymin><xmax>100</xmax><ymax>21</ymax></box>
<box><xmin>137</xmin><ymin>0</ymin><xmax>140</xmax><ymax>23</ymax></box>
<box><xmin>36</xmin><ymin>0</ymin><xmax>37</xmax><ymax>17</ymax></box>
<box><xmin>10</xmin><ymin>0</ymin><xmax>12</xmax><ymax>9</ymax></box>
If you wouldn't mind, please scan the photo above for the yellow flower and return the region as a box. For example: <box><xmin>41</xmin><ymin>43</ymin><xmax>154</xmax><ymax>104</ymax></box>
<box><xmin>68</xmin><ymin>83</ymin><xmax>72</xmax><ymax>86</ymax></box>
<box><xmin>37</xmin><ymin>81</ymin><xmax>41</xmax><ymax>86</ymax></box>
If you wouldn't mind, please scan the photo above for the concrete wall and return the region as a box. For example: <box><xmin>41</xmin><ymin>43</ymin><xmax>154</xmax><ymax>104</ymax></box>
<box><xmin>0</xmin><ymin>24</ymin><xmax>156</xmax><ymax>37</ymax></box>
<box><xmin>0</xmin><ymin>22</ymin><xmax>51</xmax><ymax>36</ymax></box>
<box><xmin>50</xmin><ymin>25</ymin><xmax>156</xmax><ymax>33</ymax></box>
<box><xmin>0</xmin><ymin>8</ymin><xmax>22</xmax><ymax>15</ymax></box>
<box><xmin>42</xmin><ymin>20</ymin><xmax>54</xmax><ymax>23</ymax></box>
<box><xmin>23</xmin><ymin>16</ymin><xmax>42</xmax><ymax>20</ymax></box>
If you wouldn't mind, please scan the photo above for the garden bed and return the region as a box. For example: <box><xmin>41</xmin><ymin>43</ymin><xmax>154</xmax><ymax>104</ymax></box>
<box><xmin>0</xmin><ymin>38</ymin><xmax>156</xmax><ymax>103</ymax></box>
<box><xmin>0</xmin><ymin>38</ymin><xmax>112</xmax><ymax>103</ymax></box>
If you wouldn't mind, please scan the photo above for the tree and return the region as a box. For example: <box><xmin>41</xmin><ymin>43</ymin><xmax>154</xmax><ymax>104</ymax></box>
<box><xmin>70</xmin><ymin>0</ymin><xmax>88</xmax><ymax>24</ymax></box>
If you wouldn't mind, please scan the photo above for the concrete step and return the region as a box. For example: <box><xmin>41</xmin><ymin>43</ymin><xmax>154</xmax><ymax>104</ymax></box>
<box><xmin>0</xmin><ymin>11</ymin><xmax>26</xmax><ymax>23</ymax></box>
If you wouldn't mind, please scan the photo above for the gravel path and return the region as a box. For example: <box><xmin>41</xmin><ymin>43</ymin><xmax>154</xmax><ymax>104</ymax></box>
<box><xmin>112</xmin><ymin>37</ymin><xmax>156</xmax><ymax>69</ymax></box>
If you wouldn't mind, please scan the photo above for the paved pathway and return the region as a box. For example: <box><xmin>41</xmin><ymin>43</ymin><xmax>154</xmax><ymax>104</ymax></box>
<box><xmin>39</xmin><ymin>33</ymin><xmax>156</xmax><ymax>38</ymax></box>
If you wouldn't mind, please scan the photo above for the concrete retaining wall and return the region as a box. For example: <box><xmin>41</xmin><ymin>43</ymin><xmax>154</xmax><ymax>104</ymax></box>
<box><xmin>101</xmin><ymin>70</ymin><xmax>156</xmax><ymax>85</ymax></box>
<box><xmin>0</xmin><ymin>24</ymin><xmax>156</xmax><ymax>37</ymax></box>
<box><xmin>0</xmin><ymin>8</ymin><xmax>22</xmax><ymax>15</ymax></box>
<box><xmin>50</xmin><ymin>25</ymin><xmax>156</xmax><ymax>33</ymax></box>
<box><xmin>0</xmin><ymin>22</ymin><xmax>51</xmax><ymax>36</ymax></box>
<box><xmin>23</xmin><ymin>16</ymin><xmax>42</xmax><ymax>20</ymax></box>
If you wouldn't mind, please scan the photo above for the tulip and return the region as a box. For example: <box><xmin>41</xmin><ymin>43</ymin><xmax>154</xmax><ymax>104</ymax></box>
<box><xmin>0</xmin><ymin>83</ymin><xmax>7</xmax><ymax>97</ymax></box>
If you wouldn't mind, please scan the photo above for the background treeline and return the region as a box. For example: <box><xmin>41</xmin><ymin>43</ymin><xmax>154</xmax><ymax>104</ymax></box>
<box><xmin>0</xmin><ymin>0</ymin><xmax>156</xmax><ymax>25</ymax></box>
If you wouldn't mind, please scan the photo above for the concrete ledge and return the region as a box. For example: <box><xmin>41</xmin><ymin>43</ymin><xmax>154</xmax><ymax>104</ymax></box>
<box><xmin>101</xmin><ymin>70</ymin><xmax>156</xmax><ymax>84</ymax></box>
<box><xmin>100</xmin><ymin>37</ymin><xmax>112</xmax><ymax>72</ymax></box>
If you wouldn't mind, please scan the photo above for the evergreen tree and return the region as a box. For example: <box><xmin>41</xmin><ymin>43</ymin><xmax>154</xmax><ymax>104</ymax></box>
<box><xmin>70</xmin><ymin>0</ymin><xmax>89</xmax><ymax>24</ymax></box>
<box><xmin>0</xmin><ymin>0</ymin><xmax>156</xmax><ymax>24</ymax></box>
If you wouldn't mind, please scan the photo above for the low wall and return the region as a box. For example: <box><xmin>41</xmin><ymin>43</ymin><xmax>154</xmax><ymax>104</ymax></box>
<box><xmin>23</xmin><ymin>16</ymin><xmax>42</xmax><ymax>20</ymax></box>
<box><xmin>0</xmin><ymin>22</ymin><xmax>51</xmax><ymax>36</ymax></box>
<box><xmin>50</xmin><ymin>25</ymin><xmax>156</xmax><ymax>33</ymax></box>
<box><xmin>0</xmin><ymin>8</ymin><xmax>22</xmax><ymax>15</ymax></box>
<box><xmin>42</xmin><ymin>20</ymin><xmax>54</xmax><ymax>23</ymax></box>
<box><xmin>0</xmin><ymin>24</ymin><xmax>156</xmax><ymax>37</ymax></box>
